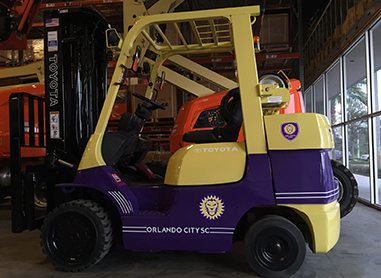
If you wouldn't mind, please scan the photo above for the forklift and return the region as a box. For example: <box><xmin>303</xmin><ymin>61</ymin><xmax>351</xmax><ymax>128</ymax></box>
<box><xmin>10</xmin><ymin>5</ymin><xmax>340</xmax><ymax>277</ymax></box>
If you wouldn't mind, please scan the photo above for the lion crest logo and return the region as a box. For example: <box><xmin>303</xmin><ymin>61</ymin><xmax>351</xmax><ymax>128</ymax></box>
<box><xmin>200</xmin><ymin>195</ymin><xmax>225</xmax><ymax>220</ymax></box>
<box><xmin>281</xmin><ymin>122</ymin><xmax>299</xmax><ymax>140</ymax></box>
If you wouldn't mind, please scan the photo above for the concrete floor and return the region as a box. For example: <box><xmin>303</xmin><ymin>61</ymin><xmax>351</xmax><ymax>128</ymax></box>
<box><xmin>1</xmin><ymin>201</ymin><xmax>381</xmax><ymax>278</ymax></box>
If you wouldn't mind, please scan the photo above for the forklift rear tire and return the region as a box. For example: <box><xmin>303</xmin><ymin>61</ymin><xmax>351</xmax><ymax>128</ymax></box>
<box><xmin>331</xmin><ymin>160</ymin><xmax>359</xmax><ymax>218</ymax></box>
<box><xmin>41</xmin><ymin>199</ymin><xmax>113</xmax><ymax>272</ymax></box>
<box><xmin>244</xmin><ymin>215</ymin><xmax>306</xmax><ymax>278</ymax></box>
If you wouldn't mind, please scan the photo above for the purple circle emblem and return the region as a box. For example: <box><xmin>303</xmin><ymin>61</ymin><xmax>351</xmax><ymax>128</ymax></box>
<box><xmin>281</xmin><ymin>122</ymin><xmax>299</xmax><ymax>141</ymax></box>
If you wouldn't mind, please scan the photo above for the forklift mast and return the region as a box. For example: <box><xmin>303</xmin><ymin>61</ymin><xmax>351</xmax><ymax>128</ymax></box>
<box><xmin>43</xmin><ymin>8</ymin><xmax>109</xmax><ymax>167</ymax></box>
<box><xmin>10</xmin><ymin>8</ymin><xmax>109</xmax><ymax>232</ymax></box>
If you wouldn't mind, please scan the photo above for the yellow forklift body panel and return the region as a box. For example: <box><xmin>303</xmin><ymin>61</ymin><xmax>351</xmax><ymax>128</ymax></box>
<box><xmin>282</xmin><ymin>202</ymin><xmax>340</xmax><ymax>253</ymax></box>
<box><xmin>165</xmin><ymin>142</ymin><xmax>246</xmax><ymax>186</ymax></box>
<box><xmin>264</xmin><ymin>113</ymin><xmax>334</xmax><ymax>150</ymax></box>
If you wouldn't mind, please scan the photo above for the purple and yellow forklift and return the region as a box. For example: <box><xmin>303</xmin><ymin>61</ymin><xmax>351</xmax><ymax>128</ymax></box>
<box><xmin>10</xmin><ymin>5</ymin><xmax>340</xmax><ymax>277</ymax></box>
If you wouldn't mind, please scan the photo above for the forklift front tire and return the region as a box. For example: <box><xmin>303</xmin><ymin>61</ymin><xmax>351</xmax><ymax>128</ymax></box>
<box><xmin>244</xmin><ymin>215</ymin><xmax>306</xmax><ymax>278</ymax></box>
<box><xmin>41</xmin><ymin>199</ymin><xmax>113</xmax><ymax>272</ymax></box>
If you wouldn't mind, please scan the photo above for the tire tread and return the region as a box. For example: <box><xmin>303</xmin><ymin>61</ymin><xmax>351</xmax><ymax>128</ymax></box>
<box><xmin>41</xmin><ymin>199</ymin><xmax>113</xmax><ymax>272</ymax></box>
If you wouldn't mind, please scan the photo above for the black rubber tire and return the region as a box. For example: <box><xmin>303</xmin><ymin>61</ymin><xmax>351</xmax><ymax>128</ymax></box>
<box><xmin>41</xmin><ymin>199</ymin><xmax>113</xmax><ymax>272</ymax></box>
<box><xmin>244</xmin><ymin>215</ymin><xmax>306</xmax><ymax>278</ymax></box>
<box><xmin>331</xmin><ymin>160</ymin><xmax>359</xmax><ymax>218</ymax></box>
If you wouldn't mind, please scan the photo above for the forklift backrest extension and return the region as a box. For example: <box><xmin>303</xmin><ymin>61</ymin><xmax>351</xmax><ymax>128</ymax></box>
<box><xmin>9</xmin><ymin>93</ymin><xmax>45</xmax><ymax>232</ymax></box>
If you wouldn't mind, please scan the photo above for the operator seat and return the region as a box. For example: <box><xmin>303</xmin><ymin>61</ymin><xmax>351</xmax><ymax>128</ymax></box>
<box><xmin>117</xmin><ymin>112</ymin><xmax>152</xmax><ymax>166</ymax></box>
<box><xmin>183</xmin><ymin>87</ymin><xmax>242</xmax><ymax>143</ymax></box>
<box><xmin>101</xmin><ymin>112</ymin><xmax>140</xmax><ymax>166</ymax></box>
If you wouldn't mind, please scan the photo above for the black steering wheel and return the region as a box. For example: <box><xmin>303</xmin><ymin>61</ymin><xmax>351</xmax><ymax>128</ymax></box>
<box><xmin>132</xmin><ymin>93</ymin><xmax>166</xmax><ymax>110</ymax></box>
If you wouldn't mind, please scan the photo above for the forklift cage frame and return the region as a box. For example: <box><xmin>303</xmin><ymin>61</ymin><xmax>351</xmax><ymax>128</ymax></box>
<box><xmin>78</xmin><ymin>5</ymin><xmax>282</xmax><ymax>170</ymax></box>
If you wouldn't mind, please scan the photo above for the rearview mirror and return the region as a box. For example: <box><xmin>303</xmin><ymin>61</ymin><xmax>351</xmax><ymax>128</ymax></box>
<box><xmin>105</xmin><ymin>28</ymin><xmax>123</xmax><ymax>49</ymax></box>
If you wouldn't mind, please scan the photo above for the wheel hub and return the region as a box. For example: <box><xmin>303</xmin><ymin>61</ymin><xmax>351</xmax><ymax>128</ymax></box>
<box><xmin>255</xmin><ymin>230</ymin><xmax>297</xmax><ymax>271</ymax></box>
<box><xmin>47</xmin><ymin>211</ymin><xmax>96</xmax><ymax>265</ymax></box>
<box><xmin>334</xmin><ymin>176</ymin><xmax>344</xmax><ymax>202</ymax></box>
<box><xmin>267</xmin><ymin>240</ymin><xmax>283</xmax><ymax>255</ymax></box>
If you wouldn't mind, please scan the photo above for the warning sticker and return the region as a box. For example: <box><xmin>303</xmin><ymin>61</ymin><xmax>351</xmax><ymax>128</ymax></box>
<box><xmin>45</xmin><ymin>18</ymin><xmax>59</xmax><ymax>28</ymax></box>
<box><xmin>47</xmin><ymin>31</ymin><xmax>58</xmax><ymax>52</ymax></box>
<box><xmin>50</xmin><ymin>111</ymin><xmax>60</xmax><ymax>139</ymax></box>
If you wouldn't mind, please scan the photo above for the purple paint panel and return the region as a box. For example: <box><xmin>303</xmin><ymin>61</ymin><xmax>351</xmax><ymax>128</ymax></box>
<box><xmin>269</xmin><ymin>149</ymin><xmax>338</xmax><ymax>204</ymax></box>
<box><xmin>74</xmin><ymin>166</ymin><xmax>139</xmax><ymax>214</ymax></box>
<box><xmin>68</xmin><ymin>151</ymin><xmax>335</xmax><ymax>253</ymax></box>
<box><xmin>121</xmin><ymin>154</ymin><xmax>275</xmax><ymax>252</ymax></box>
<box><xmin>245</xmin><ymin>154</ymin><xmax>275</xmax><ymax>204</ymax></box>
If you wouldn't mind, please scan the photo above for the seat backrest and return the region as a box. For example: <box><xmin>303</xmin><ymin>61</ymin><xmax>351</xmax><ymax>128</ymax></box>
<box><xmin>213</xmin><ymin>87</ymin><xmax>242</xmax><ymax>141</ymax></box>
<box><xmin>102</xmin><ymin>112</ymin><xmax>140</xmax><ymax>165</ymax></box>
<box><xmin>101</xmin><ymin>131</ymin><xmax>138</xmax><ymax>165</ymax></box>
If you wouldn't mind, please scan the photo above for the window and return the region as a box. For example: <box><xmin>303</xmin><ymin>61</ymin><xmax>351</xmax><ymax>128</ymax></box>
<box><xmin>304</xmin><ymin>87</ymin><xmax>313</xmax><ymax>112</ymax></box>
<box><xmin>314</xmin><ymin>78</ymin><xmax>324</xmax><ymax>114</ymax></box>
<box><xmin>345</xmin><ymin>38</ymin><xmax>368</xmax><ymax>121</ymax></box>
<box><xmin>371</xmin><ymin>20</ymin><xmax>381</xmax><ymax>113</ymax></box>
<box><xmin>326</xmin><ymin>62</ymin><xmax>342</xmax><ymax>124</ymax></box>
<box><xmin>371</xmin><ymin>21</ymin><xmax>381</xmax><ymax>205</ymax></box>
<box><xmin>309</xmin><ymin>20</ymin><xmax>381</xmax><ymax>207</ymax></box>
<box><xmin>331</xmin><ymin>126</ymin><xmax>344</xmax><ymax>164</ymax></box>
<box><xmin>373</xmin><ymin>117</ymin><xmax>381</xmax><ymax>205</ymax></box>
<box><xmin>347</xmin><ymin>120</ymin><xmax>370</xmax><ymax>201</ymax></box>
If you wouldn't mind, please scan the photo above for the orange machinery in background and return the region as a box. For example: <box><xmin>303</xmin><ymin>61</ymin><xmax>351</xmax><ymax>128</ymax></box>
<box><xmin>0</xmin><ymin>0</ymin><xmax>42</xmax><ymax>50</ymax></box>
<box><xmin>169</xmin><ymin>77</ymin><xmax>304</xmax><ymax>153</ymax></box>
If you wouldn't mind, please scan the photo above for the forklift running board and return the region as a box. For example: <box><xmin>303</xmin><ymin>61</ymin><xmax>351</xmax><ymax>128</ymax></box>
<box><xmin>9</xmin><ymin>93</ymin><xmax>46</xmax><ymax>233</ymax></box>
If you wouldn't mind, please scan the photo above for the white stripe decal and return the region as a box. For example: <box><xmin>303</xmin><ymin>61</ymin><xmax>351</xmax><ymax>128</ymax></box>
<box><xmin>115</xmin><ymin>191</ymin><xmax>133</xmax><ymax>212</ymax></box>
<box><xmin>127</xmin><ymin>201</ymin><xmax>133</xmax><ymax>212</ymax></box>
<box><xmin>113</xmin><ymin>192</ymin><xmax>131</xmax><ymax>213</ymax></box>
<box><xmin>209</xmin><ymin>227</ymin><xmax>235</xmax><ymax>230</ymax></box>
<box><xmin>122</xmin><ymin>230</ymin><xmax>234</xmax><ymax>234</ymax></box>
<box><xmin>122</xmin><ymin>227</ymin><xmax>235</xmax><ymax>234</ymax></box>
<box><xmin>276</xmin><ymin>191</ymin><xmax>339</xmax><ymax>199</ymax></box>
<box><xmin>276</xmin><ymin>187</ymin><xmax>339</xmax><ymax>195</ymax></box>
<box><xmin>108</xmin><ymin>192</ymin><xmax>127</xmax><ymax>214</ymax></box>
<box><xmin>109</xmin><ymin>191</ymin><xmax>129</xmax><ymax>213</ymax></box>
<box><xmin>109</xmin><ymin>192</ymin><xmax>127</xmax><ymax>213</ymax></box>
<box><xmin>115</xmin><ymin>192</ymin><xmax>131</xmax><ymax>211</ymax></box>
<box><xmin>209</xmin><ymin>231</ymin><xmax>234</xmax><ymax>234</ymax></box>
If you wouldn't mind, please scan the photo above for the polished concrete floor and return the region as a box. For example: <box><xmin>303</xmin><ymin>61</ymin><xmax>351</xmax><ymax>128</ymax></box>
<box><xmin>0</xmin><ymin>201</ymin><xmax>380</xmax><ymax>278</ymax></box>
